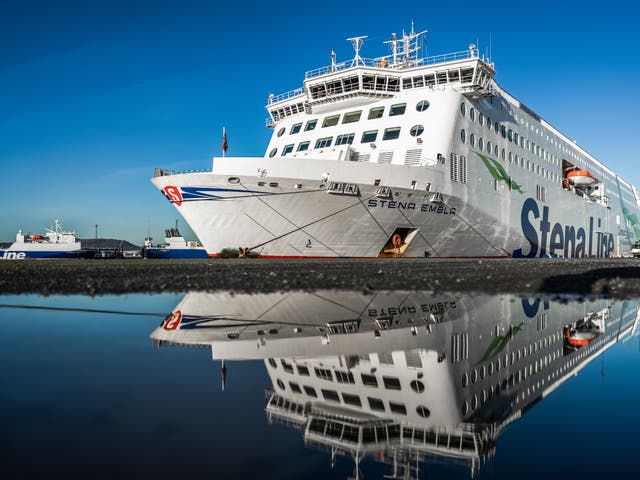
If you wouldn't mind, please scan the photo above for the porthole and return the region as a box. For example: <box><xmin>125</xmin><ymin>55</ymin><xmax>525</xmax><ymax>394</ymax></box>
<box><xmin>501</xmin><ymin>148</ymin><xmax>505</xmax><ymax>160</ymax></box>
<box><xmin>410</xmin><ymin>379</ymin><xmax>425</xmax><ymax>393</ymax></box>
<box><xmin>470</xmin><ymin>107</ymin><xmax>475</xmax><ymax>121</ymax></box>
<box><xmin>462</xmin><ymin>372</ymin><xmax>469</xmax><ymax>387</ymax></box>
<box><xmin>268</xmin><ymin>358</ymin><xmax>277</xmax><ymax>368</ymax></box>
<box><xmin>472</xmin><ymin>394</ymin><xmax>478</xmax><ymax>410</ymax></box>
<box><xmin>416</xmin><ymin>405</ymin><xmax>431</xmax><ymax>418</ymax></box>
<box><xmin>494</xmin><ymin>145</ymin><xmax>498</xmax><ymax>157</ymax></box>
<box><xmin>486</xmin><ymin>141</ymin><xmax>491</xmax><ymax>154</ymax></box>
<box><xmin>269</xmin><ymin>148</ymin><xmax>277</xmax><ymax>157</ymax></box>
<box><xmin>481</xmin><ymin>365</ymin><xmax>487</xmax><ymax>379</ymax></box>
<box><xmin>479</xmin><ymin>112</ymin><xmax>484</xmax><ymax>126</ymax></box>
<box><xmin>460</xmin><ymin>129</ymin><xmax>466</xmax><ymax>144</ymax></box>
<box><xmin>471</xmin><ymin>369</ymin><xmax>478</xmax><ymax>383</ymax></box>
<box><xmin>478</xmin><ymin>138</ymin><xmax>484</xmax><ymax>150</ymax></box>
<box><xmin>276</xmin><ymin>379</ymin><xmax>285</xmax><ymax>390</ymax></box>
<box><xmin>277</xmin><ymin>127</ymin><xmax>285</xmax><ymax>137</ymax></box>
<box><xmin>227</xmin><ymin>177</ymin><xmax>240</xmax><ymax>184</ymax></box>
<box><xmin>488</xmin><ymin>361</ymin><xmax>494</xmax><ymax>375</ymax></box>
<box><xmin>460</xmin><ymin>103</ymin><xmax>466</xmax><ymax>116</ymax></box>
<box><xmin>494</xmin><ymin>121</ymin><xmax>499</xmax><ymax>134</ymax></box>
<box><xmin>410</xmin><ymin>124</ymin><xmax>424</xmax><ymax>137</ymax></box>
<box><xmin>470</xmin><ymin>134</ymin><xmax>475</xmax><ymax>147</ymax></box>
<box><xmin>462</xmin><ymin>400</ymin><xmax>469</xmax><ymax>416</ymax></box>
<box><xmin>416</xmin><ymin>100</ymin><xmax>430</xmax><ymax>112</ymax></box>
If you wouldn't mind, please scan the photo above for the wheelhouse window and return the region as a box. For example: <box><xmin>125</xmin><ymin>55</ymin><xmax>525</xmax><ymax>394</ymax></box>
<box><xmin>368</xmin><ymin>107</ymin><xmax>384</xmax><ymax>119</ymax></box>
<box><xmin>269</xmin><ymin>148</ymin><xmax>277</xmax><ymax>157</ymax></box>
<box><xmin>336</xmin><ymin>133</ymin><xmax>355</xmax><ymax>145</ymax></box>
<box><xmin>361</xmin><ymin>130</ymin><xmax>378</xmax><ymax>143</ymax></box>
<box><xmin>389</xmin><ymin>103</ymin><xmax>406</xmax><ymax>116</ymax></box>
<box><xmin>297</xmin><ymin>141</ymin><xmax>310</xmax><ymax>152</ymax></box>
<box><xmin>383</xmin><ymin>127</ymin><xmax>401</xmax><ymax>140</ymax></box>
<box><xmin>342</xmin><ymin>110</ymin><xmax>362</xmax><ymax>124</ymax></box>
<box><xmin>304</xmin><ymin>119</ymin><xmax>317</xmax><ymax>131</ymax></box>
<box><xmin>315</xmin><ymin>137</ymin><xmax>332</xmax><ymax>148</ymax></box>
<box><xmin>282</xmin><ymin>144</ymin><xmax>294</xmax><ymax>156</ymax></box>
<box><xmin>290</xmin><ymin>123</ymin><xmax>302</xmax><ymax>134</ymax></box>
<box><xmin>322</xmin><ymin>115</ymin><xmax>340</xmax><ymax>127</ymax></box>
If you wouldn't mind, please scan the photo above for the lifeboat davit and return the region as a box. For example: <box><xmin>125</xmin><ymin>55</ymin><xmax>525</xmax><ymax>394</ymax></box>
<box><xmin>567</xmin><ymin>169</ymin><xmax>596</xmax><ymax>186</ymax></box>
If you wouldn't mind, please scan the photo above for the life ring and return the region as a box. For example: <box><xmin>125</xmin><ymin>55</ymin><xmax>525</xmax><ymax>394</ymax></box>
<box><xmin>392</xmin><ymin>234</ymin><xmax>402</xmax><ymax>247</ymax></box>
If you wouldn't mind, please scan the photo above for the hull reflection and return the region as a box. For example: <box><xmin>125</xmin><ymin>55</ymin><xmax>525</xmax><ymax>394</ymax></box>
<box><xmin>150</xmin><ymin>292</ymin><xmax>639</xmax><ymax>478</ymax></box>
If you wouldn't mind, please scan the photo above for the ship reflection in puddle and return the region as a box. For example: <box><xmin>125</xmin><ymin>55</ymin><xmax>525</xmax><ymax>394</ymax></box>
<box><xmin>150</xmin><ymin>292</ymin><xmax>640</xmax><ymax>479</ymax></box>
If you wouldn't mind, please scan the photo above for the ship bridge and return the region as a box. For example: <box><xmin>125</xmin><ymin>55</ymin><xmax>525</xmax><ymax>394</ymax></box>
<box><xmin>267</xmin><ymin>28</ymin><xmax>495</xmax><ymax>125</ymax></box>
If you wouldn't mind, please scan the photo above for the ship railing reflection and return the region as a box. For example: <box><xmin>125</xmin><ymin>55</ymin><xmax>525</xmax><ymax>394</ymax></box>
<box><xmin>265</xmin><ymin>390</ymin><xmax>496</xmax><ymax>470</ymax></box>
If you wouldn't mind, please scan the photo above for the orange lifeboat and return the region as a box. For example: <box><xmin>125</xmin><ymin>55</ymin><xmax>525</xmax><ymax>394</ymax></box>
<box><xmin>31</xmin><ymin>234</ymin><xmax>43</xmax><ymax>240</ymax></box>
<box><xmin>566</xmin><ymin>169</ymin><xmax>596</xmax><ymax>186</ymax></box>
<box><xmin>564</xmin><ymin>326</ymin><xmax>597</xmax><ymax>347</ymax></box>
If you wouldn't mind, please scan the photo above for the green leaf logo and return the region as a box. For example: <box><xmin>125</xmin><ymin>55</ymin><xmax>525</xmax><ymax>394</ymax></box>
<box><xmin>476</xmin><ymin>152</ymin><xmax>524</xmax><ymax>193</ymax></box>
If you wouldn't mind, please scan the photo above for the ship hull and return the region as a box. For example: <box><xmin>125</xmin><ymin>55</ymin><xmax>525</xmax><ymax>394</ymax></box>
<box><xmin>151</xmin><ymin>157</ymin><xmax>622</xmax><ymax>259</ymax></box>
<box><xmin>144</xmin><ymin>247</ymin><xmax>208</xmax><ymax>259</ymax></box>
<box><xmin>0</xmin><ymin>249</ymin><xmax>84</xmax><ymax>260</ymax></box>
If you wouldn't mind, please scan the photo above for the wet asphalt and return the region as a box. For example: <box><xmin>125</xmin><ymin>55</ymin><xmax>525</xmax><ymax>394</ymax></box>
<box><xmin>2</xmin><ymin>257</ymin><xmax>640</xmax><ymax>297</ymax></box>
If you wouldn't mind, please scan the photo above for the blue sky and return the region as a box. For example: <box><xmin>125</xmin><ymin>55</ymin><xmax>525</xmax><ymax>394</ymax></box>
<box><xmin>2</xmin><ymin>0</ymin><xmax>638</xmax><ymax>244</ymax></box>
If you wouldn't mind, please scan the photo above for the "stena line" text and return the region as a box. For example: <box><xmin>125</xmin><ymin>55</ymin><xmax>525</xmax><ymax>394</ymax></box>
<box><xmin>513</xmin><ymin>198</ymin><xmax>614</xmax><ymax>258</ymax></box>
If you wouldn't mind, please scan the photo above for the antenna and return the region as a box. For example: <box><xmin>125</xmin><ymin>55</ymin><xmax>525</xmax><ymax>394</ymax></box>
<box><xmin>346</xmin><ymin>35</ymin><xmax>367</xmax><ymax>67</ymax></box>
<box><xmin>384</xmin><ymin>33</ymin><xmax>399</xmax><ymax>65</ymax></box>
<box><xmin>489</xmin><ymin>31</ymin><xmax>492</xmax><ymax>63</ymax></box>
<box><xmin>330</xmin><ymin>48</ymin><xmax>337</xmax><ymax>71</ymax></box>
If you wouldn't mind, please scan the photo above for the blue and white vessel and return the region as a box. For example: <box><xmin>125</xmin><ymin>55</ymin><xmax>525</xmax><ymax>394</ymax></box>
<box><xmin>143</xmin><ymin>227</ymin><xmax>207</xmax><ymax>259</ymax></box>
<box><xmin>0</xmin><ymin>219</ymin><xmax>83</xmax><ymax>260</ymax></box>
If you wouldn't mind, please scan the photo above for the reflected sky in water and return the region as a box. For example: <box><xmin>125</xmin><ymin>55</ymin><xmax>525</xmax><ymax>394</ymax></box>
<box><xmin>1</xmin><ymin>292</ymin><xmax>639</xmax><ymax>479</ymax></box>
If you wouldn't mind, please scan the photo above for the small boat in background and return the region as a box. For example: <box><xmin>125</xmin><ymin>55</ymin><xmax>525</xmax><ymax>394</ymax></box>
<box><xmin>144</xmin><ymin>227</ymin><xmax>207</xmax><ymax>259</ymax></box>
<box><xmin>0</xmin><ymin>219</ymin><xmax>83</xmax><ymax>259</ymax></box>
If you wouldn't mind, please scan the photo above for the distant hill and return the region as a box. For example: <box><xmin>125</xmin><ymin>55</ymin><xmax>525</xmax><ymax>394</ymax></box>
<box><xmin>80</xmin><ymin>238</ymin><xmax>141</xmax><ymax>251</ymax></box>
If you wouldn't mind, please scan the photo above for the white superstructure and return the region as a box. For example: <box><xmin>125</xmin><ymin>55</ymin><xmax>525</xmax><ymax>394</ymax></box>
<box><xmin>152</xmin><ymin>26</ymin><xmax>640</xmax><ymax>258</ymax></box>
<box><xmin>150</xmin><ymin>291</ymin><xmax>639</xmax><ymax>477</ymax></box>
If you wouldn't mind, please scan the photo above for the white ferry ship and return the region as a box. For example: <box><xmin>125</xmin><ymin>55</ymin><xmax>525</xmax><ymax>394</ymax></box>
<box><xmin>0</xmin><ymin>219</ymin><xmax>82</xmax><ymax>260</ymax></box>
<box><xmin>150</xmin><ymin>291</ymin><xmax>639</xmax><ymax>477</ymax></box>
<box><xmin>152</xmin><ymin>25</ymin><xmax>640</xmax><ymax>258</ymax></box>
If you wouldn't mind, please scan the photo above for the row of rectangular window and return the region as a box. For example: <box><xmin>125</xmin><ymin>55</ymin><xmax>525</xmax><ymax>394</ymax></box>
<box><xmin>280</xmin><ymin>104</ymin><xmax>407</xmax><ymax>137</ymax></box>
<box><xmin>310</xmin><ymin>387</ymin><xmax>407</xmax><ymax>414</ymax></box>
<box><xmin>279</xmin><ymin>127</ymin><xmax>403</xmax><ymax>156</ymax></box>
<box><xmin>300</xmin><ymin>367</ymin><xmax>402</xmax><ymax>391</ymax></box>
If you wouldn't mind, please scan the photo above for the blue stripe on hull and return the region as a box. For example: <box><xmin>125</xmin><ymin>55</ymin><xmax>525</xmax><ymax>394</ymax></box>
<box><xmin>144</xmin><ymin>248</ymin><xmax>208</xmax><ymax>259</ymax></box>
<box><xmin>0</xmin><ymin>250</ymin><xmax>84</xmax><ymax>259</ymax></box>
